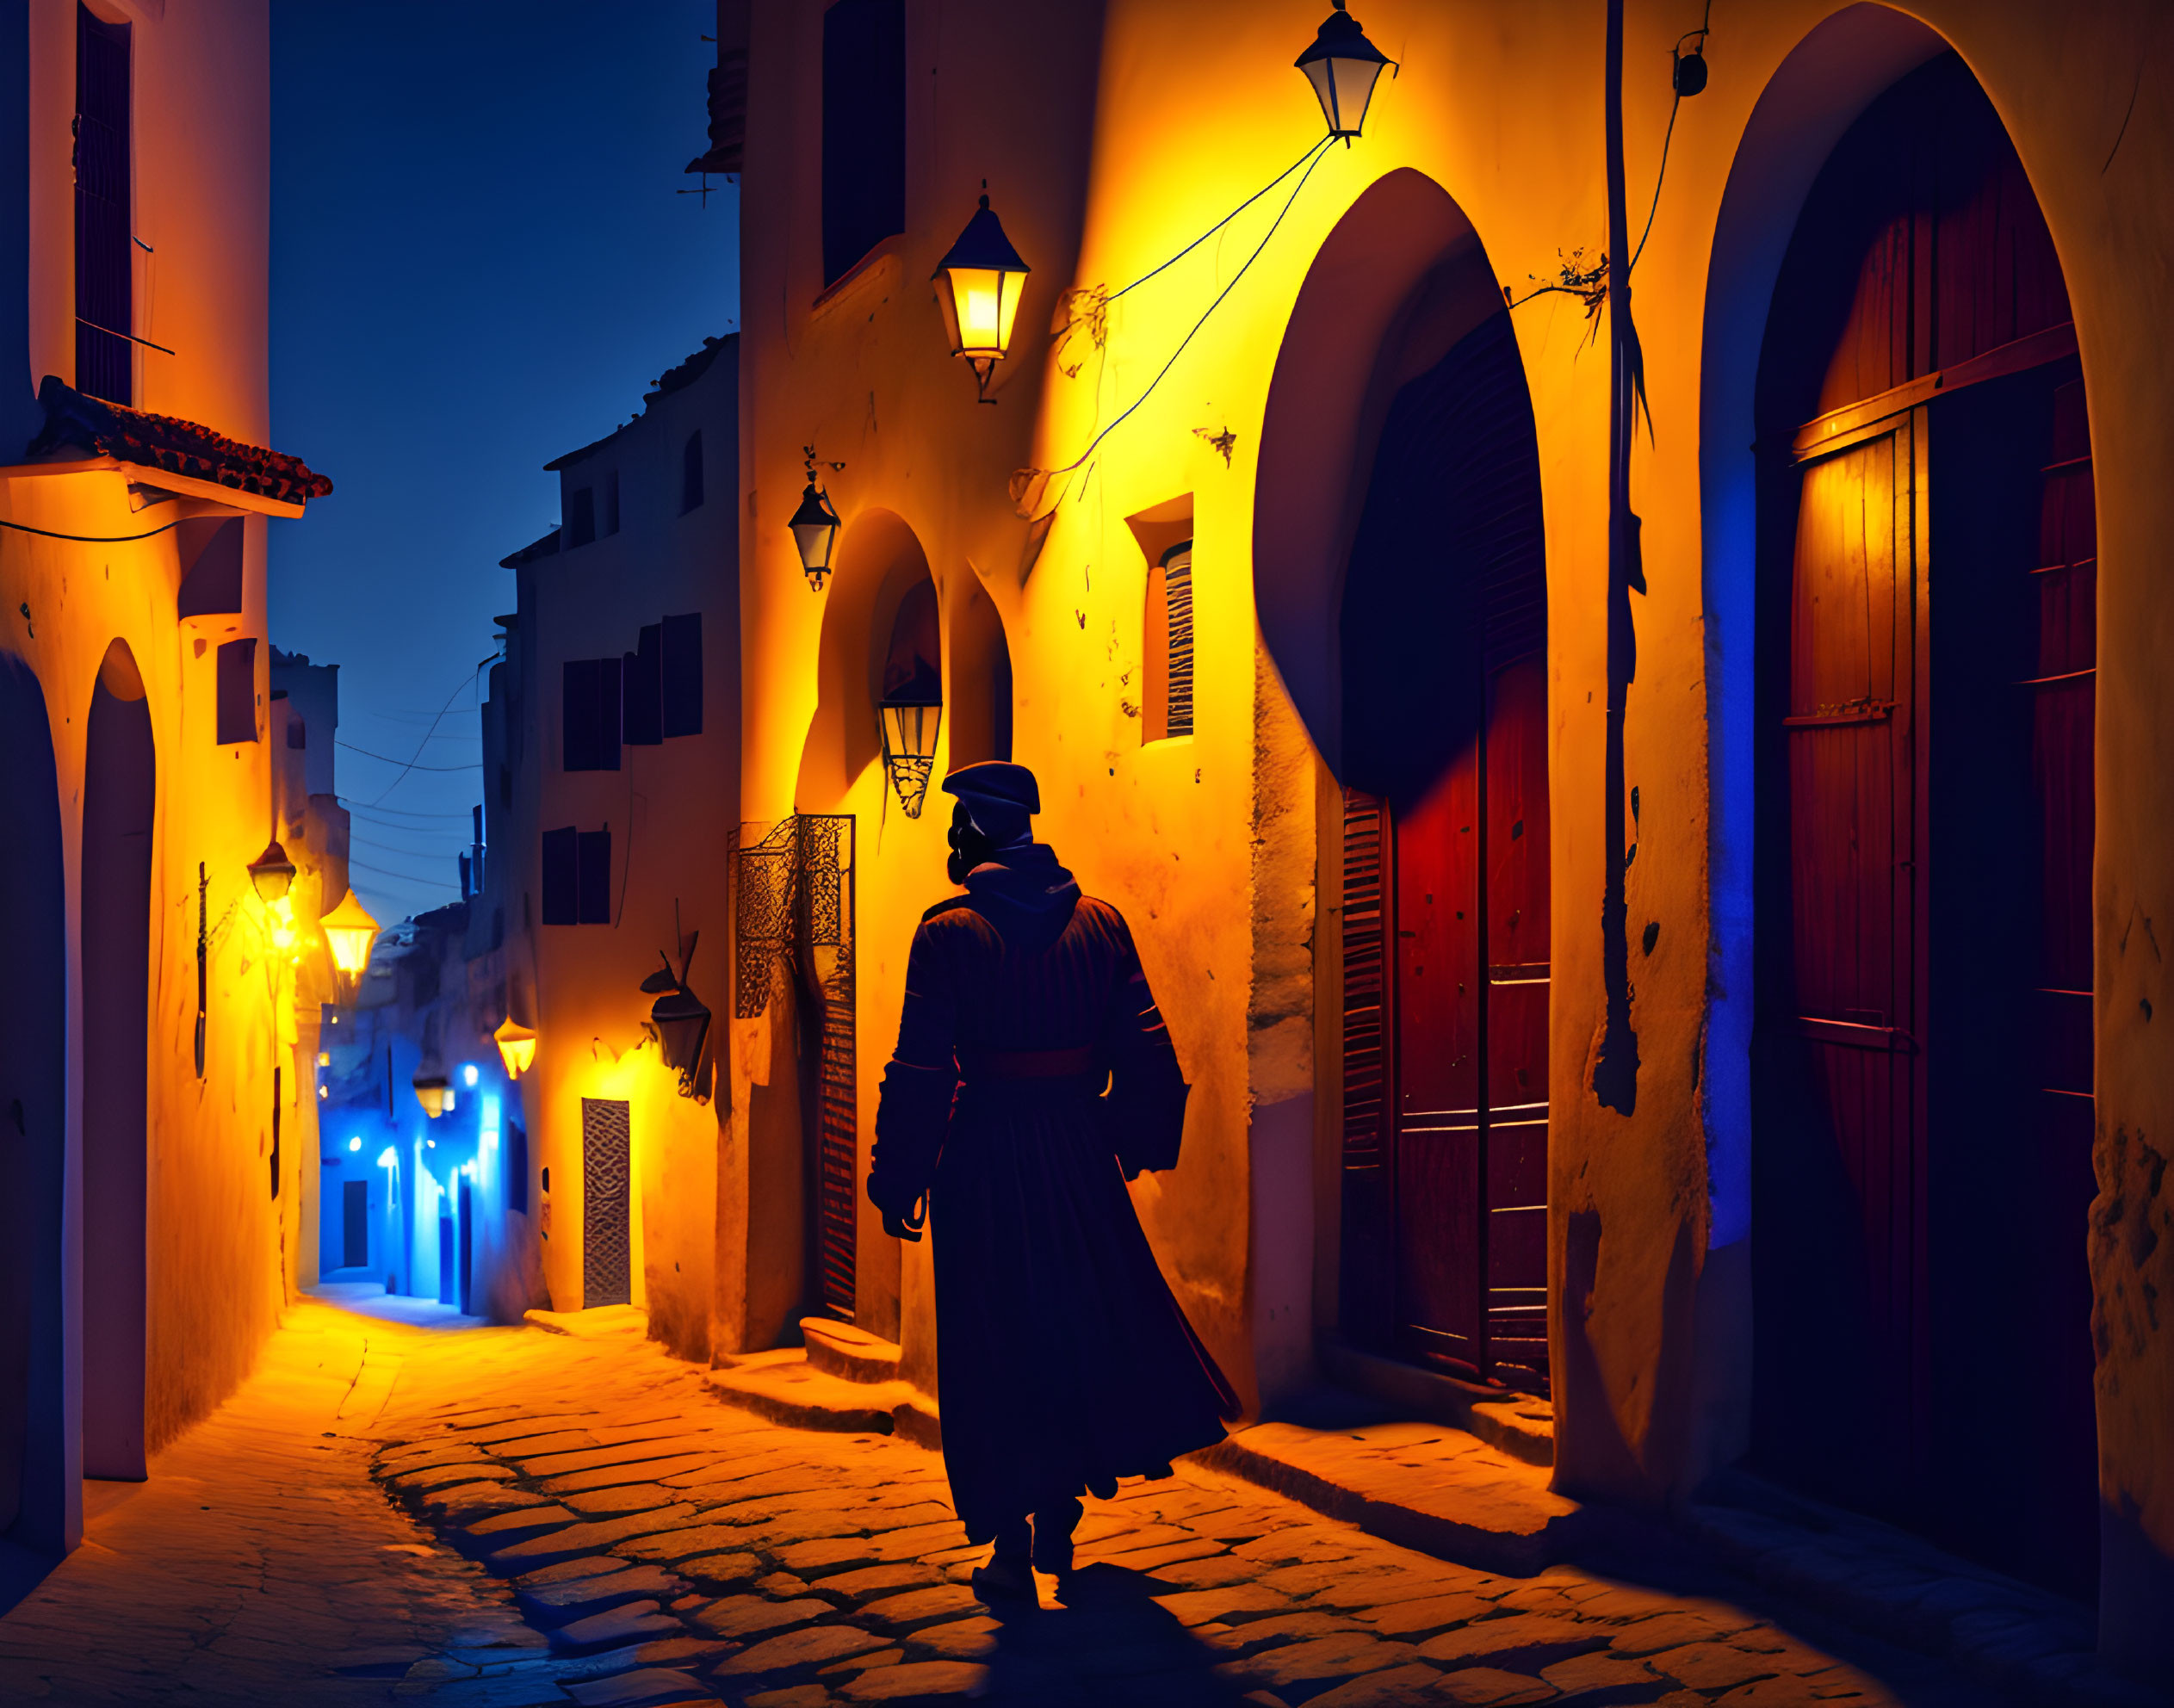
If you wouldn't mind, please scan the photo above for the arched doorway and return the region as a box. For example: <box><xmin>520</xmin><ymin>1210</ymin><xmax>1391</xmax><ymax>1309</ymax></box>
<box><xmin>0</xmin><ymin>653</ymin><xmax>66</xmax><ymax>1548</ymax></box>
<box><xmin>1260</xmin><ymin>172</ymin><xmax>1552</xmax><ymax>1393</ymax></box>
<box><xmin>1748</xmin><ymin>50</ymin><xmax>2095</xmax><ymax>1593</ymax></box>
<box><xmin>82</xmin><ymin>640</ymin><xmax>155</xmax><ymax>1482</ymax></box>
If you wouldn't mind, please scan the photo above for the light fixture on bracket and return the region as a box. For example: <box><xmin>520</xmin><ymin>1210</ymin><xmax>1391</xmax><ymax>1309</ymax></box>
<box><xmin>1296</xmin><ymin>0</ymin><xmax>1396</xmax><ymax>144</ymax></box>
<box><xmin>932</xmin><ymin>185</ymin><xmax>1031</xmax><ymax>403</ymax></box>
<box><xmin>642</xmin><ymin>911</ymin><xmax>712</xmax><ymax>1097</ymax></box>
<box><xmin>790</xmin><ymin>446</ymin><xmax>845</xmax><ymax>591</ymax></box>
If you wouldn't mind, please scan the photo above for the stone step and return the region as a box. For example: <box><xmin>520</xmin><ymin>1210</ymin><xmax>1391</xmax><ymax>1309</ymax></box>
<box><xmin>524</xmin><ymin>1304</ymin><xmax>650</xmax><ymax>1340</ymax></box>
<box><xmin>1316</xmin><ymin>1340</ymin><xmax>1556</xmax><ymax>1467</ymax></box>
<box><xmin>1193</xmin><ymin>1420</ymin><xmax>1620</xmax><ymax>1576</ymax></box>
<box><xmin>706</xmin><ymin>1351</ymin><xmax>940</xmax><ymax>1449</ymax></box>
<box><xmin>798</xmin><ymin>1315</ymin><xmax>902</xmax><ymax>1384</ymax></box>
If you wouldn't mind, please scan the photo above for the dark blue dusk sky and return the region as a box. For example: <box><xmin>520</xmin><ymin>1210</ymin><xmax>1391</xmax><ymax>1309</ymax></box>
<box><xmin>268</xmin><ymin>2</ymin><xmax>739</xmax><ymax>928</ymax></box>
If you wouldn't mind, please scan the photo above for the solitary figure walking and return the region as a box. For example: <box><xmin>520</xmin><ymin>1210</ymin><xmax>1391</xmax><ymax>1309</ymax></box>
<box><xmin>868</xmin><ymin>761</ymin><xmax>1238</xmax><ymax>1599</ymax></box>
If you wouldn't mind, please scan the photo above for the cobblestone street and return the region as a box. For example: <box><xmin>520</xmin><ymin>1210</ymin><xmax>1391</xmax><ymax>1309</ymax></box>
<box><xmin>0</xmin><ymin>1296</ymin><xmax>2072</xmax><ymax>1707</ymax></box>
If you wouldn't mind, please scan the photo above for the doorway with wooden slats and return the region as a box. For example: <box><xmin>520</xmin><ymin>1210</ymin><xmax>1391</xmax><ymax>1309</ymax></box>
<box><xmin>1751</xmin><ymin>52</ymin><xmax>2097</xmax><ymax>1594</ymax></box>
<box><xmin>1339</xmin><ymin>311</ymin><xmax>1551</xmax><ymax>1394</ymax></box>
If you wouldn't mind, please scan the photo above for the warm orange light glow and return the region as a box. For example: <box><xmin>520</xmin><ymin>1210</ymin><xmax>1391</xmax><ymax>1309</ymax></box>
<box><xmin>320</xmin><ymin>888</ymin><xmax>380</xmax><ymax>978</ymax></box>
<box><xmin>493</xmin><ymin>1015</ymin><xmax>538</xmax><ymax>1080</ymax></box>
<box><xmin>932</xmin><ymin>194</ymin><xmax>1031</xmax><ymax>400</ymax></box>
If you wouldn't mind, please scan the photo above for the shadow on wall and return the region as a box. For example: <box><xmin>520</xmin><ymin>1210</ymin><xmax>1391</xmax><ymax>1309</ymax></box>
<box><xmin>0</xmin><ymin>653</ymin><xmax>65</xmax><ymax>1554</ymax></box>
<box><xmin>81</xmin><ymin>640</ymin><xmax>154</xmax><ymax>1487</ymax></box>
<box><xmin>1255</xmin><ymin>166</ymin><xmax>1508</xmax><ymax>787</ymax></box>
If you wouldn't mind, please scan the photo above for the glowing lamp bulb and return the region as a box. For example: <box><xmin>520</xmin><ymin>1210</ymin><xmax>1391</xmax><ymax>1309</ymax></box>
<box><xmin>932</xmin><ymin>193</ymin><xmax>1031</xmax><ymax>402</ymax></box>
<box><xmin>347</xmin><ymin>1136</ymin><xmax>361</xmax><ymax>1153</ymax></box>
<box><xmin>492</xmin><ymin>1016</ymin><xmax>537</xmax><ymax>1080</ymax></box>
<box><xmin>320</xmin><ymin>888</ymin><xmax>381</xmax><ymax>978</ymax></box>
<box><xmin>461</xmin><ymin>1064</ymin><xmax>479</xmax><ymax>1088</ymax></box>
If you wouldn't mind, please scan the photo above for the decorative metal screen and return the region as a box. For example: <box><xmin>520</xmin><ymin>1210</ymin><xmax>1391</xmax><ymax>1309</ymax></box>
<box><xmin>732</xmin><ymin>816</ymin><xmax>858</xmax><ymax>1321</ymax></box>
<box><xmin>580</xmin><ymin>1097</ymin><xmax>631</xmax><ymax>1309</ymax></box>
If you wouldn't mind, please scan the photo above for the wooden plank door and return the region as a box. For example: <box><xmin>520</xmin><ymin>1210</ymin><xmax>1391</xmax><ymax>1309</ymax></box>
<box><xmin>1378</xmin><ymin>650</ymin><xmax>1551</xmax><ymax>1389</ymax></box>
<box><xmin>1778</xmin><ymin>415</ymin><xmax>1927</xmax><ymax>1494</ymax></box>
<box><xmin>1483</xmin><ymin>656</ymin><xmax>1550</xmax><ymax>1380</ymax></box>
<box><xmin>1392</xmin><ymin>739</ymin><xmax>1484</xmax><ymax>1370</ymax></box>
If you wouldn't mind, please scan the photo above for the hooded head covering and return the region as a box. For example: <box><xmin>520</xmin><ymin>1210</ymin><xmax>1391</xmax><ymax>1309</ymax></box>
<box><xmin>943</xmin><ymin>763</ymin><xmax>1079</xmax><ymax>950</ymax></box>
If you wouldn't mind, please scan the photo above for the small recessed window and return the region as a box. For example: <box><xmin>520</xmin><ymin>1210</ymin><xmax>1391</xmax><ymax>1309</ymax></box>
<box><xmin>681</xmin><ymin>432</ymin><xmax>704</xmax><ymax>513</ymax></box>
<box><xmin>216</xmin><ymin>638</ymin><xmax>258</xmax><ymax>745</ymax></box>
<box><xmin>1144</xmin><ymin>541</ymin><xmax>1195</xmax><ymax>741</ymax></box>
<box><xmin>567</xmin><ymin>487</ymin><xmax>597</xmax><ymax>548</ymax></box>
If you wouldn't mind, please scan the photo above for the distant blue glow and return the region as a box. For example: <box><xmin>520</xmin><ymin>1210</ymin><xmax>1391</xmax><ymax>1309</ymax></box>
<box><xmin>347</xmin><ymin>1136</ymin><xmax>362</xmax><ymax>1153</ymax></box>
<box><xmin>376</xmin><ymin>1146</ymin><xmax>399</xmax><ymax>1170</ymax></box>
<box><xmin>461</xmin><ymin>1064</ymin><xmax>480</xmax><ymax>1088</ymax></box>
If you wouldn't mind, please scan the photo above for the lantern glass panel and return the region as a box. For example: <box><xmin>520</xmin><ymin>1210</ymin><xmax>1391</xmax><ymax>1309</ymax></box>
<box><xmin>1304</xmin><ymin>51</ymin><xmax>1385</xmax><ymax>136</ymax></box>
<box><xmin>940</xmin><ymin>264</ymin><xmax>1023</xmax><ymax>361</ymax></box>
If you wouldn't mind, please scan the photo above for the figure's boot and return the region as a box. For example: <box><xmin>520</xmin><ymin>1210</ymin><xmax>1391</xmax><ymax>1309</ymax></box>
<box><xmin>1031</xmin><ymin>1496</ymin><xmax>1082</xmax><ymax>1576</ymax></box>
<box><xmin>971</xmin><ymin>1518</ymin><xmax>1035</xmax><ymax>1602</ymax></box>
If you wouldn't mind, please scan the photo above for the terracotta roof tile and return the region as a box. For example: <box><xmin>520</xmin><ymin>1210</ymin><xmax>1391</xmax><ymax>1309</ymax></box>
<box><xmin>29</xmin><ymin>375</ymin><xmax>333</xmax><ymax>505</ymax></box>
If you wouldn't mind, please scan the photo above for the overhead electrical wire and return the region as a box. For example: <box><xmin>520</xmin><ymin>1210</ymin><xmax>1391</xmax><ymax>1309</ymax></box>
<box><xmin>1044</xmin><ymin>136</ymin><xmax>1337</xmax><ymax>483</ymax></box>
<box><xmin>335</xmin><ymin>742</ymin><xmax>480</xmax><ymax>772</ymax></box>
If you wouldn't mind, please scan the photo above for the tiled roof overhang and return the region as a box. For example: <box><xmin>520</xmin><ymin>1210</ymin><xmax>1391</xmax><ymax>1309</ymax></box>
<box><xmin>26</xmin><ymin>376</ymin><xmax>334</xmax><ymax>510</ymax></box>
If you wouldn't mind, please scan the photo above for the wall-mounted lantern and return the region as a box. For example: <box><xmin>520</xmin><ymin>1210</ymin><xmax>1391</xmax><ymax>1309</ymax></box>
<box><xmin>321</xmin><ymin>888</ymin><xmax>381</xmax><ymax>982</ymax></box>
<box><xmin>247</xmin><ymin>839</ymin><xmax>297</xmax><ymax>904</ymax></box>
<box><xmin>1296</xmin><ymin>0</ymin><xmax>1395</xmax><ymax>143</ymax></box>
<box><xmin>878</xmin><ymin>580</ymin><xmax>942</xmax><ymax>818</ymax></box>
<box><xmin>641</xmin><ymin>929</ymin><xmax>710</xmax><ymax>1097</ymax></box>
<box><xmin>932</xmin><ymin>190</ymin><xmax>1031</xmax><ymax>403</ymax></box>
<box><xmin>412</xmin><ymin>1062</ymin><xmax>455</xmax><ymax>1119</ymax></box>
<box><xmin>790</xmin><ymin>445</ymin><xmax>844</xmax><ymax>591</ymax></box>
<box><xmin>493</xmin><ymin>1015</ymin><xmax>537</xmax><ymax>1080</ymax></box>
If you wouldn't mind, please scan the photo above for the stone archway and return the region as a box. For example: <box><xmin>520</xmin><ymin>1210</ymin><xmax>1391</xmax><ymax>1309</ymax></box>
<box><xmin>0</xmin><ymin>652</ymin><xmax>66</xmax><ymax>1549</ymax></box>
<box><xmin>81</xmin><ymin>639</ymin><xmax>155</xmax><ymax>1482</ymax></box>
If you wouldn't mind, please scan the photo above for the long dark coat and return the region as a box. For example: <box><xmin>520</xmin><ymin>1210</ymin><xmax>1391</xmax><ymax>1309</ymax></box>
<box><xmin>870</xmin><ymin>852</ymin><xmax>1238</xmax><ymax>1544</ymax></box>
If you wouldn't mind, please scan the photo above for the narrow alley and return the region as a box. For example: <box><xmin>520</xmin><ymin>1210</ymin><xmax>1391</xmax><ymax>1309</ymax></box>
<box><xmin>0</xmin><ymin>1296</ymin><xmax>2064</xmax><ymax>1707</ymax></box>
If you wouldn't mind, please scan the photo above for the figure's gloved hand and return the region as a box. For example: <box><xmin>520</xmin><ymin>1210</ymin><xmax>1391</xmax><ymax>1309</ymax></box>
<box><xmin>867</xmin><ymin>1173</ymin><xmax>926</xmax><ymax>1243</ymax></box>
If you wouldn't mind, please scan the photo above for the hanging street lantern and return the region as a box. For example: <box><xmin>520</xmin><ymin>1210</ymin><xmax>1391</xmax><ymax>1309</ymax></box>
<box><xmin>412</xmin><ymin>1071</ymin><xmax>455</xmax><ymax>1119</ymax></box>
<box><xmin>247</xmin><ymin>839</ymin><xmax>296</xmax><ymax>904</ymax></box>
<box><xmin>650</xmin><ymin>986</ymin><xmax>713</xmax><ymax>1087</ymax></box>
<box><xmin>932</xmin><ymin>190</ymin><xmax>1031</xmax><ymax>403</ymax></box>
<box><xmin>790</xmin><ymin>445</ymin><xmax>843</xmax><ymax>591</ymax></box>
<box><xmin>1296</xmin><ymin>0</ymin><xmax>1395</xmax><ymax>144</ymax></box>
<box><xmin>641</xmin><ymin>938</ymin><xmax>710</xmax><ymax>1096</ymax></box>
<box><xmin>880</xmin><ymin>698</ymin><xmax>942</xmax><ymax>820</ymax></box>
<box><xmin>878</xmin><ymin>580</ymin><xmax>942</xmax><ymax>818</ymax></box>
<box><xmin>493</xmin><ymin>1015</ymin><xmax>537</xmax><ymax>1080</ymax></box>
<box><xmin>320</xmin><ymin>888</ymin><xmax>381</xmax><ymax>983</ymax></box>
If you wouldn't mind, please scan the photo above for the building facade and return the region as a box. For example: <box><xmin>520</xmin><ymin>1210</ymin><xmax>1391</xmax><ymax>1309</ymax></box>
<box><xmin>711</xmin><ymin>0</ymin><xmax>2174</xmax><ymax>1680</ymax></box>
<box><xmin>485</xmin><ymin>333</ymin><xmax>741</xmax><ymax>1358</ymax></box>
<box><xmin>0</xmin><ymin>0</ymin><xmax>331</xmax><ymax>1556</ymax></box>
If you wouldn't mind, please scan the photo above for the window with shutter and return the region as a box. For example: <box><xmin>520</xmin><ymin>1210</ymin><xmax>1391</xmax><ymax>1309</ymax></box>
<box><xmin>821</xmin><ymin>0</ymin><xmax>906</xmax><ymax>287</ymax></box>
<box><xmin>540</xmin><ymin>827</ymin><xmax>578</xmax><ymax>925</ymax></box>
<box><xmin>215</xmin><ymin>639</ymin><xmax>257</xmax><ymax>745</ymax></box>
<box><xmin>622</xmin><ymin>624</ymin><xmax>663</xmax><ymax>746</ymax></box>
<box><xmin>576</xmin><ymin>828</ymin><xmax>612</xmax><ymax>925</ymax></box>
<box><xmin>1143</xmin><ymin>541</ymin><xmax>1195</xmax><ymax>740</ymax></box>
<box><xmin>561</xmin><ymin>658</ymin><xmax>622</xmax><ymax>770</ymax></box>
<box><xmin>74</xmin><ymin>4</ymin><xmax>131</xmax><ymax>405</ymax></box>
<box><xmin>662</xmin><ymin>613</ymin><xmax>703</xmax><ymax>737</ymax></box>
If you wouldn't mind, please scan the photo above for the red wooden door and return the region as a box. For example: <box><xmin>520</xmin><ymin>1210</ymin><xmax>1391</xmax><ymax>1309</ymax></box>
<box><xmin>1778</xmin><ymin>418</ymin><xmax>1928</xmax><ymax>1494</ymax></box>
<box><xmin>1384</xmin><ymin>653</ymin><xmax>1550</xmax><ymax>1389</ymax></box>
<box><xmin>1754</xmin><ymin>51</ymin><xmax>2097</xmax><ymax>1590</ymax></box>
